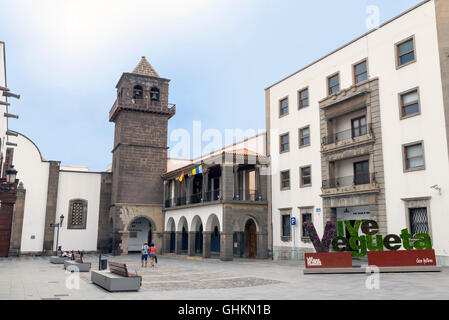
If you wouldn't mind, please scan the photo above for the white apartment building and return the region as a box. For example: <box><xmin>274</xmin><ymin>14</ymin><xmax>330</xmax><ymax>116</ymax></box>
<box><xmin>266</xmin><ymin>0</ymin><xmax>449</xmax><ymax>264</ymax></box>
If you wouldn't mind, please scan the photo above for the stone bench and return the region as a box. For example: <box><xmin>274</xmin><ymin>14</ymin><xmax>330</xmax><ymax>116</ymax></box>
<box><xmin>50</xmin><ymin>256</ymin><xmax>67</xmax><ymax>264</ymax></box>
<box><xmin>91</xmin><ymin>262</ymin><xmax>141</xmax><ymax>292</ymax></box>
<box><xmin>64</xmin><ymin>252</ymin><xmax>91</xmax><ymax>272</ymax></box>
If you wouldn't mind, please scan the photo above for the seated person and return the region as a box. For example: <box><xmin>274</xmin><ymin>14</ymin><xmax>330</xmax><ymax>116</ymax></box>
<box><xmin>62</xmin><ymin>251</ymin><xmax>68</xmax><ymax>257</ymax></box>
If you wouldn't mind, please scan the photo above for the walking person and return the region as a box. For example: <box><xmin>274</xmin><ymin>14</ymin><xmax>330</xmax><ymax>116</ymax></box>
<box><xmin>149</xmin><ymin>243</ymin><xmax>156</xmax><ymax>268</ymax></box>
<box><xmin>141</xmin><ymin>242</ymin><xmax>150</xmax><ymax>267</ymax></box>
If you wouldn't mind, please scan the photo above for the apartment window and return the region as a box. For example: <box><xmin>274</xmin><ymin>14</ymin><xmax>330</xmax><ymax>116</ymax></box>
<box><xmin>409</xmin><ymin>207</ymin><xmax>429</xmax><ymax>234</ymax></box>
<box><xmin>328</xmin><ymin>73</ymin><xmax>340</xmax><ymax>95</ymax></box>
<box><xmin>353</xmin><ymin>60</ymin><xmax>368</xmax><ymax>84</ymax></box>
<box><xmin>279</xmin><ymin>97</ymin><xmax>289</xmax><ymax>117</ymax></box>
<box><xmin>299</xmin><ymin>126</ymin><xmax>310</xmax><ymax>147</ymax></box>
<box><xmin>298</xmin><ymin>88</ymin><xmax>309</xmax><ymax>109</ymax></box>
<box><xmin>403</xmin><ymin>142</ymin><xmax>425</xmax><ymax>171</ymax></box>
<box><xmin>351</xmin><ymin>116</ymin><xmax>367</xmax><ymax>138</ymax></box>
<box><xmin>396</xmin><ymin>37</ymin><xmax>416</xmax><ymax>68</ymax></box>
<box><xmin>280</xmin><ymin>133</ymin><xmax>289</xmax><ymax>153</ymax></box>
<box><xmin>400</xmin><ymin>88</ymin><xmax>420</xmax><ymax>118</ymax></box>
<box><xmin>281</xmin><ymin>214</ymin><xmax>291</xmax><ymax>241</ymax></box>
<box><xmin>280</xmin><ymin>170</ymin><xmax>290</xmax><ymax>190</ymax></box>
<box><xmin>300</xmin><ymin>166</ymin><xmax>312</xmax><ymax>187</ymax></box>
<box><xmin>301</xmin><ymin>213</ymin><xmax>312</xmax><ymax>239</ymax></box>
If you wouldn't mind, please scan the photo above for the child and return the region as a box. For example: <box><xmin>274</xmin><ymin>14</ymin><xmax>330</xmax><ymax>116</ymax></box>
<box><xmin>149</xmin><ymin>243</ymin><xmax>156</xmax><ymax>268</ymax></box>
<box><xmin>141</xmin><ymin>242</ymin><xmax>149</xmax><ymax>267</ymax></box>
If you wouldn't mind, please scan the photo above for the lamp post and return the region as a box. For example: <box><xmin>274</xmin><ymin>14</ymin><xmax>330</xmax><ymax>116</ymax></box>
<box><xmin>0</xmin><ymin>165</ymin><xmax>18</xmax><ymax>192</ymax></box>
<box><xmin>55</xmin><ymin>214</ymin><xmax>64</xmax><ymax>252</ymax></box>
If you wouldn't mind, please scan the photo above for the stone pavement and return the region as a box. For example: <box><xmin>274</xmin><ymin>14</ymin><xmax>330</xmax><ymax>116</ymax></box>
<box><xmin>0</xmin><ymin>254</ymin><xmax>448</xmax><ymax>300</ymax></box>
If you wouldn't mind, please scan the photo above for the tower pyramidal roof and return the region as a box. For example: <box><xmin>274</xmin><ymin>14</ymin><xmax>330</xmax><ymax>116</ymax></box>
<box><xmin>132</xmin><ymin>56</ymin><xmax>160</xmax><ymax>78</ymax></box>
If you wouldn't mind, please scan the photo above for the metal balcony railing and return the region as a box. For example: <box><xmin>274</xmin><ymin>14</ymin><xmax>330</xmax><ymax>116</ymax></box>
<box><xmin>205</xmin><ymin>189</ymin><xmax>221</xmax><ymax>202</ymax></box>
<box><xmin>233</xmin><ymin>189</ymin><xmax>262</xmax><ymax>201</ymax></box>
<box><xmin>322</xmin><ymin>173</ymin><xmax>375</xmax><ymax>189</ymax></box>
<box><xmin>189</xmin><ymin>193</ymin><xmax>202</xmax><ymax>204</ymax></box>
<box><xmin>109</xmin><ymin>97</ymin><xmax>176</xmax><ymax>120</ymax></box>
<box><xmin>322</xmin><ymin>124</ymin><xmax>372</xmax><ymax>145</ymax></box>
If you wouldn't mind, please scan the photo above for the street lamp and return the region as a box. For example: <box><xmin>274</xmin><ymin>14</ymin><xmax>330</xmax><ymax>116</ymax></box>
<box><xmin>0</xmin><ymin>165</ymin><xmax>18</xmax><ymax>192</ymax></box>
<box><xmin>55</xmin><ymin>214</ymin><xmax>65</xmax><ymax>253</ymax></box>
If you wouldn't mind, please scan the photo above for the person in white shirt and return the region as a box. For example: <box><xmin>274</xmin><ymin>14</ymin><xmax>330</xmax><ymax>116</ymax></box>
<box><xmin>141</xmin><ymin>242</ymin><xmax>150</xmax><ymax>267</ymax></box>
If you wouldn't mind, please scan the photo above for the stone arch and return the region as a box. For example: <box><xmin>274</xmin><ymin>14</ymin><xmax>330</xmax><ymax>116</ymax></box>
<box><xmin>240</xmin><ymin>214</ymin><xmax>261</xmax><ymax>233</ymax></box>
<box><xmin>166</xmin><ymin>217</ymin><xmax>175</xmax><ymax>232</ymax></box>
<box><xmin>166</xmin><ymin>217</ymin><xmax>176</xmax><ymax>253</ymax></box>
<box><xmin>191</xmin><ymin>215</ymin><xmax>204</xmax><ymax>255</ymax></box>
<box><xmin>177</xmin><ymin>216</ymin><xmax>188</xmax><ymax>232</ymax></box>
<box><xmin>190</xmin><ymin>215</ymin><xmax>203</xmax><ymax>232</ymax></box>
<box><xmin>205</xmin><ymin>214</ymin><xmax>221</xmax><ymax>253</ymax></box>
<box><xmin>177</xmin><ymin>216</ymin><xmax>189</xmax><ymax>252</ymax></box>
<box><xmin>125</xmin><ymin>214</ymin><xmax>156</xmax><ymax>232</ymax></box>
<box><xmin>205</xmin><ymin>214</ymin><xmax>221</xmax><ymax>232</ymax></box>
<box><xmin>150</xmin><ymin>86</ymin><xmax>160</xmax><ymax>101</ymax></box>
<box><xmin>127</xmin><ymin>216</ymin><xmax>155</xmax><ymax>251</ymax></box>
<box><xmin>132</xmin><ymin>84</ymin><xmax>144</xmax><ymax>100</ymax></box>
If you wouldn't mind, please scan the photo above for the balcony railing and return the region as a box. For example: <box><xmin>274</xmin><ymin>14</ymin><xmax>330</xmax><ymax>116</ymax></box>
<box><xmin>233</xmin><ymin>189</ymin><xmax>261</xmax><ymax>201</ymax></box>
<box><xmin>109</xmin><ymin>97</ymin><xmax>176</xmax><ymax>120</ymax></box>
<box><xmin>205</xmin><ymin>189</ymin><xmax>221</xmax><ymax>202</ymax></box>
<box><xmin>322</xmin><ymin>173</ymin><xmax>374</xmax><ymax>189</ymax></box>
<box><xmin>164</xmin><ymin>189</ymin><xmax>221</xmax><ymax>208</ymax></box>
<box><xmin>322</xmin><ymin>124</ymin><xmax>372</xmax><ymax>145</ymax></box>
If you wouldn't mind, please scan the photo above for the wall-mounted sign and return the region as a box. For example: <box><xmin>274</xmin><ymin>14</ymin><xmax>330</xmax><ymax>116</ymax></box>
<box><xmin>304</xmin><ymin>252</ymin><xmax>352</xmax><ymax>268</ymax></box>
<box><xmin>336</xmin><ymin>206</ymin><xmax>370</xmax><ymax>220</ymax></box>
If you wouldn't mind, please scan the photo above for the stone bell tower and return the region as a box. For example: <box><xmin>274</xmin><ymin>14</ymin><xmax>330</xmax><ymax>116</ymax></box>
<box><xmin>109</xmin><ymin>57</ymin><xmax>175</xmax><ymax>255</ymax></box>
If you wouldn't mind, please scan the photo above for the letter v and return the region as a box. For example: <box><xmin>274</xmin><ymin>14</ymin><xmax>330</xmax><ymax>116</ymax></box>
<box><xmin>304</xmin><ymin>221</ymin><xmax>336</xmax><ymax>252</ymax></box>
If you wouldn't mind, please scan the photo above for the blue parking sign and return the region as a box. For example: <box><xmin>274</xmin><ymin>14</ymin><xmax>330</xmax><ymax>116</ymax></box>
<box><xmin>290</xmin><ymin>217</ymin><xmax>296</xmax><ymax>226</ymax></box>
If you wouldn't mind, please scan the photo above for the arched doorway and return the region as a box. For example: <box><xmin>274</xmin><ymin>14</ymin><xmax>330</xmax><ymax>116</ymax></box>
<box><xmin>182</xmin><ymin>227</ymin><xmax>188</xmax><ymax>252</ymax></box>
<box><xmin>245</xmin><ymin>219</ymin><xmax>257</xmax><ymax>259</ymax></box>
<box><xmin>178</xmin><ymin>217</ymin><xmax>189</xmax><ymax>254</ymax></box>
<box><xmin>206</xmin><ymin>214</ymin><xmax>220</xmax><ymax>254</ymax></box>
<box><xmin>191</xmin><ymin>215</ymin><xmax>203</xmax><ymax>255</ymax></box>
<box><xmin>167</xmin><ymin>218</ymin><xmax>176</xmax><ymax>253</ymax></box>
<box><xmin>127</xmin><ymin>217</ymin><xmax>154</xmax><ymax>252</ymax></box>
<box><xmin>211</xmin><ymin>226</ymin><xmax>220</xmax><ymax>253</ymax></box>
<box><xmin>195</xmin><ymin>224</ymin><xmax>203</xmax><ymax>254</ymax></box>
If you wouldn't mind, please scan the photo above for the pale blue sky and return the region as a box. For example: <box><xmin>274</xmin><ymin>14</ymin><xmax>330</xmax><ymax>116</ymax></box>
<box><xmin>0</xmin><ymin>0</ymin><xmax>422</xmax><ymax>171</ymax></box>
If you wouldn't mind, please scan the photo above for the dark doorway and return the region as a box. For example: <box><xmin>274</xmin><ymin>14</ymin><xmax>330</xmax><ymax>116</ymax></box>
<box><xmin>195</xmin><ymin>224</ymin><xmax>203</xmax><ymax>254</ymax></box>
<box><xmin>233</xmin><ymin>232</ymin><xmax>238</xmax><ymax>256</ymax></box>
<box><xmin>170</xmin><ymin>232</ymin><xmax>175</xmax><ymax>253</ymax></box>
<box><xmin>181</xmin><ymin>227</ymin><xmax>188</xmax><ymax>252</ymax></box>
<box><xmin>211</xmin><ymin>226</ymin><xmax>220</xmax><ymax>253</ymax></box>
<box><xmin>245</xmin><ymin>220</ymin><xmax>257</xmax><ymax>259</ymax></box>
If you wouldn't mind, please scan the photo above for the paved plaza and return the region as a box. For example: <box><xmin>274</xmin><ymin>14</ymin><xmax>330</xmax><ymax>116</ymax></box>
<box><xmin>0</xmin><ymin>254</ymin><xmax>448</xmax><ymax>300</ymax></box>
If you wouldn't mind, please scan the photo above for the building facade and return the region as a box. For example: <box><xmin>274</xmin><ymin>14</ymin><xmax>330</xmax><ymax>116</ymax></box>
<box><xmin>266</xmin><ymin>0</ymin><xmax>449</xmax><ymax>264</ymax></box>
<box><xmin>0</xmin><ymin>51</ymin><xmax>270</xmax><ymax>260</ymax></box>
<box><xmin>162</xmin><ymin>137</ymin><xmax>269</xmax><ymax>261</ymax></box>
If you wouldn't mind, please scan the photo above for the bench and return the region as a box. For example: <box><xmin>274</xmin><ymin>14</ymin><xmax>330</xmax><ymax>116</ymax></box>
<box><xmin>91</xmin><ymin>262</ymin><xmax>142</xmax><ymax>292</ymax></box>
<box><xmin>50</xmin><ymin>253</ymin><xmax>68</xmax><ymax>264</ymax></box>
<box><xmin>64</xmin><ymin>252</ymin><xmax>91</xmax><ymax>272</ymax></box>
